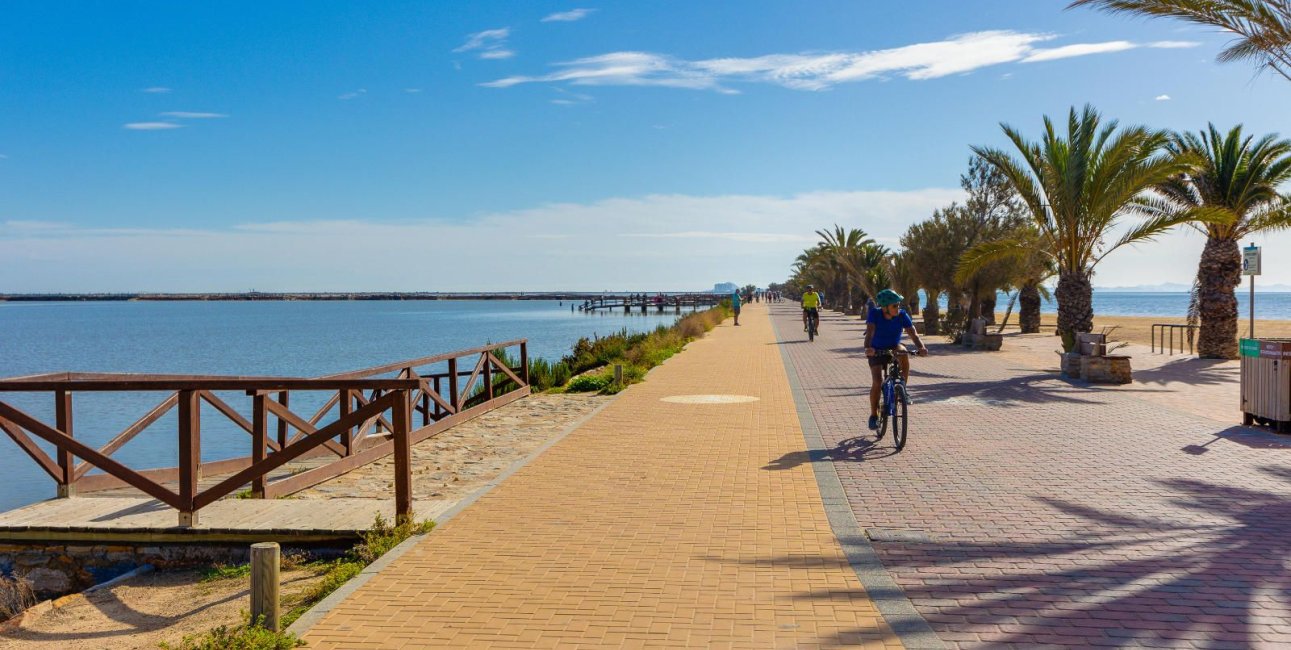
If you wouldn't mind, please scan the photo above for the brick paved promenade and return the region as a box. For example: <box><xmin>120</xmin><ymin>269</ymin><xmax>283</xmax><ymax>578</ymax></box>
<box><xmin>771</xmin><ymin>303</ymin><xmax>1291</xmax><ymax>649</ymax></box>
<box><xmin>300</xmin><ymin>302</ymin><xmax>902</xmax><ymax>648</ymax></box>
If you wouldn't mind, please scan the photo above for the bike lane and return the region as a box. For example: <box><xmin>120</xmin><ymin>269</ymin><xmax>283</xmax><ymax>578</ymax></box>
<box><xmin>770</xmin><ymin>303</ymin><xmax>1291</xmax><ymax>648</ymax></box>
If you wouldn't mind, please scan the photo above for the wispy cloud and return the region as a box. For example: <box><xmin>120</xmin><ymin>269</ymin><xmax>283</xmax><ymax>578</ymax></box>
<box><xmin>159</xmin><ymin>111</ymin><xmax>228</xmax><ymax>119</ymax></box>
<box><xmin>123</xmin><ymin>122</ymin><xmax>184</xmax><ymax>130</ymax></box>
<box><xmin>542</xmin><ymin>8</ymin><xmax>595</xmax><ymax>23</ymax></box>
<box><xmin>338</xmin><ymin>89</ymin><xmax>367</xmax><ymax>100</ymax></box>
<box><xmin>483</xmin><ymin>31</ymin><xmax>1202</xmax><ymax>92</ymax></box>
<box><xmin>454</xmin><ymin>28</ymin><xmax>514</xmax><ymax>60</ymax></box>
<box><xmin>1156</xmin><ymin>94</ymin><xmax>1172</xmax><ymax>101</ymax></box>
<box><xmin>0</xmin><ymin>154</ymin><xmax>8</xmax><ymax>159</ymax></box>
<box><xmin>622</xmin><ymin>231</ymin><xmax>816</xmax><ymax>243</ymax></box>
<box><xmin>141</xmin><ymin>87</ymin><xmax>172</xmax><ymax>94</ymax></box>
<box><xmin>404</xmin><ymin>88</ymin><xmax>423</xmax><ymax>93</ymax></box>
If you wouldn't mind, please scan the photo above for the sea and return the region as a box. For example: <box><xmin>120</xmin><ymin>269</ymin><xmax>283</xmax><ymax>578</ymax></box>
<box><xmin>1021</xmin><ymin>291</ymin><xmax>1289</xmax><ymax>319</ymax></box>
<box><xmin>0</xmin><ymin>300</ymin><xmax>683</xmax><ymax>512</ymax></box>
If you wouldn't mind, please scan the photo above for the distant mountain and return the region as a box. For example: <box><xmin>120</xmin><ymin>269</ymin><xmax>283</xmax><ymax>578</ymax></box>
<box><xmin>1094</xmin><ymin>282</ymin><xmax>1291</xmax><ymax>292</ymax></box>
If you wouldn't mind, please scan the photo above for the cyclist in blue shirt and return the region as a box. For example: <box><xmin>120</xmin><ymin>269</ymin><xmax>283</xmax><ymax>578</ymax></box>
<box><xmin>865</xmin><ymin>289</ymin><xmax>928</xmax><ymax>430</ymax></box>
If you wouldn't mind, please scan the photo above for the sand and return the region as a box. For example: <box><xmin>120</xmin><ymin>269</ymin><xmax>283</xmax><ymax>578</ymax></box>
<box><xmin>991</xmin><ymin>313</ymin><xmax>1291</xmax><ymax>349</ymax></box>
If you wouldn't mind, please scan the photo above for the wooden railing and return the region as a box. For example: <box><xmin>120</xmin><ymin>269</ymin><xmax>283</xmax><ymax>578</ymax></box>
<box><xmin>0</xmin><ymin>340</ymin><xmax>529</xmax><ymax>526</ymax></box>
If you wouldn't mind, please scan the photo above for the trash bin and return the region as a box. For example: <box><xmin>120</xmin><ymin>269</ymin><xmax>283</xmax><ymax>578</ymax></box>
<box><xmin>1240</xmin><ymin>338</ymin><xmax>1291</xmax><ymax>431</ymax></box>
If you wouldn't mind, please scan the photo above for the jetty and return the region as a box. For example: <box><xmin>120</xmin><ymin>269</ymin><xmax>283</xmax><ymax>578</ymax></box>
<box><xmin>576</xmin><ymin>293</ymin><xmax>724</xmax><ymax>313</ymax></box>
<box><xmin>0</xmin><ymin>339</ymin><xmax>532</xmax><ymax>544</ymax></box>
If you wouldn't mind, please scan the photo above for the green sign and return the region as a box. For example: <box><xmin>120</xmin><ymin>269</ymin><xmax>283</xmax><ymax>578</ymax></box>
<box><xmin>1241</xmin><ymin>339</ymin><xmax>1261</xmax><ymax>357</ymax></box>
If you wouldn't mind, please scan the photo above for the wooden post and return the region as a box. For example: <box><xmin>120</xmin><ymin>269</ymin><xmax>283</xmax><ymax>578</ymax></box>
<box><xmin>483</xmin><ymin>353</ymin><xmax>494</xmax><ymax>400</ymax></box>
<box><xmin>448</xmin><ymin>358</ymin><xmax>459</xmax><ymax>412</ymax></box>
<box><xmin>178</xmin><ymin>389</ymin><xmax>200</xmax><ymax>527</ymax></box>
<box><xmin>519</xmin><ymin>341</ymin><xmax>529</xmax><ymax>386</ymax></box>
<box><xmin>340</xmin><ymin>389</ymin><xmax>354</xmax><ymax>456</ymax></box>
<box><xmin>432</xmin><ymin>377</ymin><xmax>442</xmax><ymax>419</ymax></box>
<box><xmin>251</xmin><ymin>393</ymin><xmax>268</xmax><ymax>498</ymax></box>
<box><xmin>614</xmin><ymin>364</ymin><xmax>623</xmax><ymax>385</ymax></box>
<box><xmin>276</xmin><ymin>391</ymin><xmax>289</xmax><ymax>449</ymax></box>
<box><xmin>392</xmin><ymin>390</ymin><xmax>413</xmax><ymax>523</ymax></box>
<box><xmin>55</xmin><ymin>390</ymin><xmax>74</xmax><ymax>498</ymax></box>
<box><xmin>250</xmin><ymin>542</ymin><xmax>281</xmax><ymax>632</ymax></box>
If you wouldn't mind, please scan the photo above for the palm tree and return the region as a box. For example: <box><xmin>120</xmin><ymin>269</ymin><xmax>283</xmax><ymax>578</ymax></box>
<box><xmin>958</xmin><ymin>224</ymin><xmax>1057</xmax><ymax>333</ymax></box>
<box><xmin>1070</xmin><ymin>0</ymin><xmax>1291</xmax><ymax>81</ymax></box>
<box><xmin>815</xmin><ymin>225</ymin><xmax>891</xmax><ymax>313</ymax></box>
<box><xmin>971</xmin><ymin>105</ymin><xmax>1200</xmax><ymax>345</ymax></box>
<box><xmin>1159</xmin><ymin>124</ymin><xmax>1291</xmax><ymax>358</ymax></box>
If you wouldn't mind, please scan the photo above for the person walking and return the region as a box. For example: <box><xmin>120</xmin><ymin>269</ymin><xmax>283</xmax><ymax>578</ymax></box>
<box><xmin>731</xmin><ymin>290</ymin><xmax>742</xmax><ymax>326</ymax></box>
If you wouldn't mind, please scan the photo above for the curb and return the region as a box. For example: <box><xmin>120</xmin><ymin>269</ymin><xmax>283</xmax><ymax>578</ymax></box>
<box><xmin>287</xmin><ymin>394</ymin><xmax>619</xmax><ymax>637</ymax></box>
<box><xmin>769</xmin><ymin>307</ymin><xmax>945</xmax><ymax>650</ymax></box>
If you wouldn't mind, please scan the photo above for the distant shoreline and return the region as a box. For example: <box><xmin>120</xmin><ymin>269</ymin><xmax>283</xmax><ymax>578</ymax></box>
<box><xmin>0</xmin><ymin>292</ymin><xmax>721</xmax><ymax>303</ymax></box>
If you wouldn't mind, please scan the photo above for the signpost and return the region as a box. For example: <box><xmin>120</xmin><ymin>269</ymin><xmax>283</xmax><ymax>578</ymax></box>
<box><xmin>1243</xmin><ymin>243</ymin><xmax>1262</xmax><ymax>339</ymax></box>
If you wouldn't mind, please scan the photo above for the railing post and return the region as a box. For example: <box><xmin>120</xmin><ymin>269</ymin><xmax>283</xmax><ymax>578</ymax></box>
<box><xmin>55</xmin><ymin>390</ymin><xmax>74</xmax><ymax>498</ymax></box>
<box><xmin>276</xmin><ymin>391</ymin><xmax>289</xmax><ymax>449</ymax></box>
<box><xmin>448</xmin><ymin>358</ymin><xmax>459</xmax><ymax>412</ymax></box>
<box><xmin>519</xmin><ymin>341</ymin><xmax>529</xmax><ymax>386</ymax></box>
<box><xmin>178</xmin><ymin>389</ymin><xmax>200</xmax><ymax>527</ymax></box>
<box><xmin>250</xmin><ymin>542</ymin><xmax>281</xmax><ymax>631</ymax></box>
<box><xmin>340</xmin><ymin>389</ymin><xmax>354</xmax><ymax>456</ymax></box>
<box><xmin>252</xmin><ymin>393</ymin><xmax>268</xmax><ymax>498</ymax></box>
<box><xmin>392</xmin><ymin>389</ymin><xmax>413</xmax><ymax>523</ymax></box>
<box><xmin>483</xmin><ymin>353</ymin><xmax>494</xmax><ymax>400</ymax></box>
<box><xmin>432</xmin><ymin>377</ymin><xmax>442</xmax><ymax>419</ymax></box>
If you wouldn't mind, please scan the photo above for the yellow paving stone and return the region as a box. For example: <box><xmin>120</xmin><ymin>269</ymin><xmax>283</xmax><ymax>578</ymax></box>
<box><xmin>301</xmin><ymin>302</ymin><xmax>902</xmax><ymax>648</ymax></box>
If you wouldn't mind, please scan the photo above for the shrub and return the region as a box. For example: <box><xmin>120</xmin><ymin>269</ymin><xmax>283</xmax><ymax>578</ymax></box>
<box><xmin>566</xmin><ymin>373</ymin><xmax>611</xmax><ymax>392</ymax></box>
<box><xmin>352</xmin><ymin>513</ymin><xmax>435</xmax><ymax>565</ymax></box>
<box><xmin>0</xmin><ymin>575</ymin><xmax>35</xmax><ymax>620</ymax></box>
<box><xmin>160</xmin><ymin>619</ymin><xmax>304</xmax><ymax>650</ymax></box>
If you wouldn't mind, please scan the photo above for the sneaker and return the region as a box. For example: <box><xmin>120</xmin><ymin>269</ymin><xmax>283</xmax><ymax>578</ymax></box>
<box><xmin>867</xmin><ymin>415</ymin><xmax>878</xmax><ymax>430</ymax></box>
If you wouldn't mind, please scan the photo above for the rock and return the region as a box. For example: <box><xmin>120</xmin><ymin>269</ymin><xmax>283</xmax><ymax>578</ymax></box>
<box><xmin>21</xmin><ymin>568</ymin><xmax>71</xmax><ymax>596</ymax></box>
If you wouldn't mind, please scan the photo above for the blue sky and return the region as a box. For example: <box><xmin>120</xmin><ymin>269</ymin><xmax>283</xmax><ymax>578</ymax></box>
<box><xmin>4</xmin><ymin>1</ymin><xmax>1291</xmax><ymax>291</ymax></box>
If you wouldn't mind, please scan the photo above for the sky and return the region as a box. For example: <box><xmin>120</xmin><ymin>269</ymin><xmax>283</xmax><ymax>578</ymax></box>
<box><xmin>3</xmin><ymin>0</ymin><xmax>1291</xmax><ymax>292</ymax></box>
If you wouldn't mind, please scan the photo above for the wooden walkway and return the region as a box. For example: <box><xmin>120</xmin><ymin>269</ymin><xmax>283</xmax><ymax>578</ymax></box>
<box><xmin>0</xmin><ymin>497</ymin><xmax>454</xmax><ymax>543</ymax></box>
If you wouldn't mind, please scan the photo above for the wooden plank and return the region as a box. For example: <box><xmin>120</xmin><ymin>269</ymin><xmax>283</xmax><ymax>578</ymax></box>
<box><xmin>0</xmin><ymin>415</ymin><xmax>60</xmax><ymax>481</ymax></box>
<box><xmin>315</xmin><ymin>339</ymin><xmax>527</xmax><ymax>380</ymax></box>
<box><xmin>178</xmin><ymin>390</ymin><xmax>200</xmax><ymax>516</ymax></box>
<box><xmin>75</xmin><ymin>392</ymin><xmax>179</xmax><ymax>480</ymax></box>
<box><xmin>199</xmin><ymin>391</ymin><xmax>255</xmax><ymax>434</ymax></box>
<box><xmin>76</xmin><ymin>455</ymin><xmax>254</xmax><ymax>493</ymax></box>
<box><xmin>0</xmin><ymin>378</ymin><xmax>421</xmax><ymax>392</ymax></box>
<box><xmin>0</xmin><ymin>402</ymin><xmax>183</xmax><ymax>509</ymax></box>
<box><xmin>56</xmin><ymin>390</ymin><xmax>73</xmax><ymax>491</ymax></box>
<box><xmin>264</xmin><ymin>399</ymin><xmax>347</xmax><ymax>458</ymax></box>
<box><xmin>488</xmin><ymin>352</ymin><xmax>525</xmax><ymax>387</ymax></box>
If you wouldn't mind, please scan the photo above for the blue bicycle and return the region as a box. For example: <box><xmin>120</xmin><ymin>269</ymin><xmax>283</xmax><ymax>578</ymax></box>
<box><xmin>873</xmin><ymin>350</ymin><xmax>910</xmax><ymax>450</ymax></box>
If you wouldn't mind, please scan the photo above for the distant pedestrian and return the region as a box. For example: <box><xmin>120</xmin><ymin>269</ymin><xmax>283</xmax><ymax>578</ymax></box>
<box><xmin>731</xmin><ymin>290</ymin><xmax>742</xmax><ymax>326</ymax></box>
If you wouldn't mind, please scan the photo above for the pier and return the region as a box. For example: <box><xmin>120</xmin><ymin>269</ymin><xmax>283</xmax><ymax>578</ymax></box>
<box><xmin>576</xmin><ymin>293</ymin><xmax>724</xmax><ymax>314</ymax></box>
<box><xmin>0</xmin><ymin>340</ymin><xmax>532</xmax><ymax>543</ymax></box>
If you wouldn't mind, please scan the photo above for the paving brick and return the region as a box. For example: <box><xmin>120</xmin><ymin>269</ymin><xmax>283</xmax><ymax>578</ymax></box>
<box><xmin>301</xmin><ymin>304</ymin><xmax>901</xmax><ymax>648</ymax></box>
<box><xmin>771</xmin><ymin>304</ymin><xmax>1291</xmax><ymax>649</ymax></box>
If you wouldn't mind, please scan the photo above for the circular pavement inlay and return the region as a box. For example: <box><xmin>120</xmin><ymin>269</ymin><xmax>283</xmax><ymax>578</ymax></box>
<box><xmin>660</xmin><ymin>394</ymin><xmax>759</xmax><ymax>404</ymax></box>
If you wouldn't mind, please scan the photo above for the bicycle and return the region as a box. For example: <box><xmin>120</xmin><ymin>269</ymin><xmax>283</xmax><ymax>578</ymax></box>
<box><xmin>805</xmin><ymin>308</ymin><xmax>819</xmax><ymax>341</ymax></box>
<box><xmin>873</xmin><ymin>349</ymin><xmax>910</xmax><ymax>450</ymax></box>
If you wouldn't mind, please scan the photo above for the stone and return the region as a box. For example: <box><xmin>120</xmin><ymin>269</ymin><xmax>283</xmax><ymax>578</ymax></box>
<box><xmin>1081</xmin><ymin>355</ymin><xmax>1133</xmax><ymax>384</ymax></box>
<box><xmin>20</xmin><ymin>568</ymin><xmax>71</xmax><ymax>596</ymax></box>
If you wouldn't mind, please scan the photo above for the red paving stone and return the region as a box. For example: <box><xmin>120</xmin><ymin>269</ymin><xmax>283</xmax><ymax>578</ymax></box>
<box><xmin>770</xmin><ymin>303</ymin><xmax>1291</xmax><ymax>649</ymax></box>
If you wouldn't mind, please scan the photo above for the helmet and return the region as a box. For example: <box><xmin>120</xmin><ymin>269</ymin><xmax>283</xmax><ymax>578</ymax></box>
<box><xmin>875</xmin><ymin>289</ymin><xmax>904</xmax><ymax>308</ymax></box>
<box><xmin>806</xmin><ymin>284</ymin><xmax>815</xmax><ymax>289</ymax></box>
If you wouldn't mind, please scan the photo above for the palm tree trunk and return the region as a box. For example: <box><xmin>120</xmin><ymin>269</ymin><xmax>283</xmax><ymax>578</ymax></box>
<box><xmin>1019</xmin><ymin>283</ymin><xmax>1041</xmax><ymax>334</ymax></box>
<box><xmin>923</xmin><ymin>291</ymin><xmax>940</xmax><ymax>335</ymax></box>
<box><xmin>1056</xmin><ymin>270</ymin><xmax>1093</xmax><ymax>337</ymax></box>
<box><xmin>1196</xmin><ymin>237</ymin><xmax>1241</xmax><ymax>359</ymax></box>
<box><xmin>980</xmin><ymin>294</ymin><xmax>997</xmax><ymax>325</ymax></box>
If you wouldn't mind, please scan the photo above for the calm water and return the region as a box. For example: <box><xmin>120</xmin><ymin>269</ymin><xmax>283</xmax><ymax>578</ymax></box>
<box><xmin>0</xmin><ymin>300</ymin><xmax>683</xmax><ymax>511</ymax></box>
<box><xmin>1038</xmin><ymin>291</ymin><xmax>1290</xmax><ymax>319</ymax></box>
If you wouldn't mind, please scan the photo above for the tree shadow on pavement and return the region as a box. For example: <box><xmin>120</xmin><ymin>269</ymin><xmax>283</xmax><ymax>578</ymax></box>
<box><xmin>1131</xmin><ymin>357</ymin><xmax>1236</xmax><ymax>387</ymax></box>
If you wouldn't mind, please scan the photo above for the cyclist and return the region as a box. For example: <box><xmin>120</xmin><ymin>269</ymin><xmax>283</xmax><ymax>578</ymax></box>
<box><xmin>865</xmin><ymin>289</ymin><xmax>928</xmax><ymax>430</ymax></box>
<box><xmin>801</xmin><ymin>285</ymin><xmax>821</xmax><ymax>333</ymax></box>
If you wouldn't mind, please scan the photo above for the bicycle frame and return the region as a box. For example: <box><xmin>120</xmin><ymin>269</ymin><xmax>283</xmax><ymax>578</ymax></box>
<box><xmin>881</xmin><ymin>353</ymin><xmax>906</xmax><ymax>416</ymax></box>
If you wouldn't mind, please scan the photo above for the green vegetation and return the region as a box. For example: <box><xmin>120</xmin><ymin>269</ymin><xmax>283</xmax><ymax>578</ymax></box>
<box><xmin>159</xmin><ymin>617</ymin><xmax>304</xmax><ymax>650</ymax></box>
<box><xmin>175</xmin><ymin>515</ymin><xmax>434</xmax><ymax>648</ymax></box>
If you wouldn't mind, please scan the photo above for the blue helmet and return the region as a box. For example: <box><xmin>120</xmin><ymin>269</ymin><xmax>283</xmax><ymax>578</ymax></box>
<box><xmin>875</xmin><ymin>289</ymin><xmax>904</xmax><ymax>308</ymax></box>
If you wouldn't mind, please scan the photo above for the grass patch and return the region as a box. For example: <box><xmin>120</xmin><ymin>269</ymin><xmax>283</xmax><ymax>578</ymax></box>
<box><xmin>160</xmin><ymin>618</ymin><xmax>305</xmax><ymax>649</ymax></box>
<box><xmin>0</xmin><ymin>575</ymin><xmax>35</xmax><ymax>620</ymax></box>
<box><xmin>199</xmin><ymin>563</ymin><xmax>252</xmax><ymax>582</ymax></box>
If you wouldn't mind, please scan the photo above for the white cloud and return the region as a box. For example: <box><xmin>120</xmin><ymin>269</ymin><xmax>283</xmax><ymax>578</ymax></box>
<box><xmin>542</xmin><ymin>8</ymin><xmax>594</xmax><ymax>22</ymax></box>
<box><xmin>0</xmin><ymin>154</ymin><xmax>7</xmax><ymax>159</ymax></box>
<box><xmin>404</xmin><ymin>88</ymin><xmax>423</xmax><ymax>93</ymax></box>
<box><xmin>1156</xmin><ymin>94</ymin><xmax>1172</xmax><ymax>101</ymax></box>
<box><xmin>338</xmin><ymin>89</ymin><xmax>367</xmax><ymax>100</ymax></box>
<box><xmin>1022</xmin><ymin>41</ymin><xmax>1136</xmax><ymax>63</ymax></box>
<box><xmin>159</xmin><ymin>111</ymin><xmax>228</xmax><ymax>119</ymax></box>
<box><xmin>483</xmin><ymin>30</ymin><xmax>1202</xmax><ymax>92</ymax></box>
<box><xmin>1150</xmin><ymin>40</ymin><xmax>1202</xmax><ymax>49</ymax></box>
<box><xmin>141</xmin><ymin>87</ymin><xmax>172</xmax><ymax>94</ymax></box>
<box><xmin>454</xmin><ymin>28</ymin><xmax>514</xmax><ymax>60</ymax></box>
<box><xmin>0</xmin><ymin>188</ymin><xmax>961</xmax><ymax>292</ymax></box>
<box><xmin>123</xmin><ymin>122</ymin><xmax>184</xmax><ymax>130</ymax></box>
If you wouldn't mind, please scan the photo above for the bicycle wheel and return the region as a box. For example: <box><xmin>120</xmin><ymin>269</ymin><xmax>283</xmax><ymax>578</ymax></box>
<box><xmin>891</xmin><ymin>384</ymin><xmax>909</xmax><ymax>450</ymax></box>
<box><xmin>808</xmin><ymin>319</ymin><xmax>816</xmax><ymax>341</ymax></box>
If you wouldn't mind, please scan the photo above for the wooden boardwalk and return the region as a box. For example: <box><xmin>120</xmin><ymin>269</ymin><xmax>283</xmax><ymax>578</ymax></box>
<box><xmin>0</xmin><ymin>496</ymin><xmax>454</xmax><ymax>543</ymax></box>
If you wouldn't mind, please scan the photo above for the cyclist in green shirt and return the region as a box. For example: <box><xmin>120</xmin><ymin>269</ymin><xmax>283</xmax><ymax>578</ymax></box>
<box><xmin>801</xmin><ymin>285</ymin><xmax>821</xmax><ymax>332</ymax></box>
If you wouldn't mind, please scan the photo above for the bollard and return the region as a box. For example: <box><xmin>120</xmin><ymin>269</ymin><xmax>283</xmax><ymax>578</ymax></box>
<box><xmin>250</xmin><ymin>542</ymin><xmax>281</xmax><ymax>631</ymax></box>
<box><xmin>614</xmin><ymin>364</ymin><xmax>623</xmax><ymax>385</ymax></box>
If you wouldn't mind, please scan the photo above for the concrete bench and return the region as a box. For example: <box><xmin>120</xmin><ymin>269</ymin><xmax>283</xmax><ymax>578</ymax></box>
<box><xmin>1059</xmin><ymin>333</ymin><xmax>1132</xmax><ymax>384</ymax></box>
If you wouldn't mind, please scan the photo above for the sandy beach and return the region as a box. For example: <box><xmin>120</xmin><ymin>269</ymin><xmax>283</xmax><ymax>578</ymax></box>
<box><xmin>991</xmin><ymin>312</ymin><xmax>1291</xmax><ymax>349</ymax></box>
